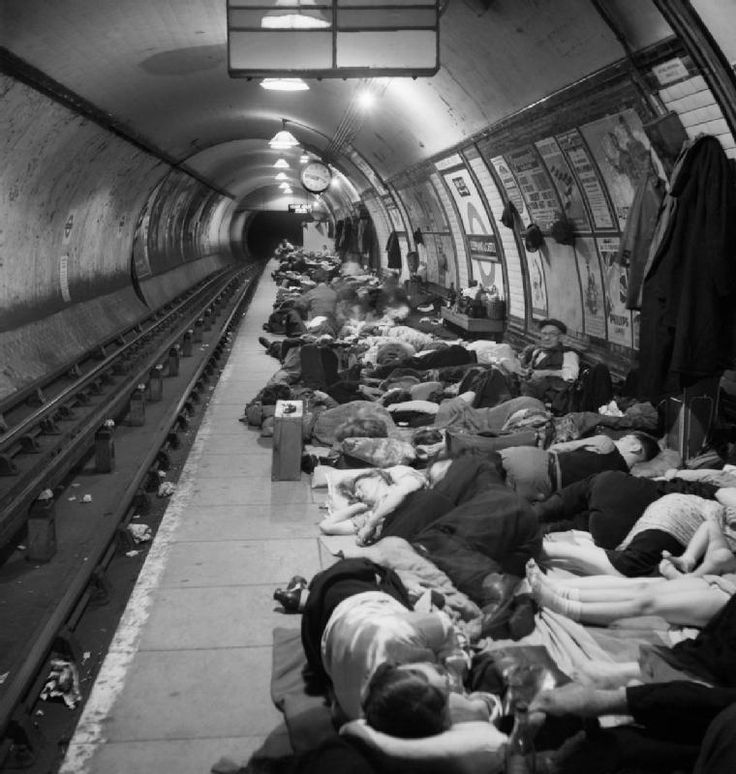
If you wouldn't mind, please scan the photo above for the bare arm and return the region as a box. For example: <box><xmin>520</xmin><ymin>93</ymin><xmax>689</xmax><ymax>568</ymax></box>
<box><xmin>550</xmin><ymin>435</ymin><xmax>613</xmax><ymax>454</ymax></box>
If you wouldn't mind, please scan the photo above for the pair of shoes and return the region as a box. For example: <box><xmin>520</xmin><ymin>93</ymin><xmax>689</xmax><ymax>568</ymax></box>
<box><xmin>258</xmin><ymin>336</ymin><xmax>272</xmax><ymax>349</ymax></box>
<box><xmin>273</xmin><ymin>575</ymin><xmax>308</xmax><ymax>613</ymax></box>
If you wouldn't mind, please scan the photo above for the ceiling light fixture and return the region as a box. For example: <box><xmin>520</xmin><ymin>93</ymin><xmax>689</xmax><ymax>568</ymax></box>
<box><xmin>273</xmin><ymin>158</ymin><xmax>290</xmax><ymax>169</ymax></box>
<box><xmin>357</xmin><ymin>91</ymin><xmax>375</xmax><ymax>109</ymax></box>
<box><xmin>269</xmin><ymin>120</ymin><xmax>299</xmax><ymax>149</ymax></box>
<box><xmin>275</xmin><ymin>172</ymin><xmax>289</xmax><ymax>181</ymax></box>
<box><xmin>299</xmin><ymin>154</ymin><xmax>310</xmax><ymax>164</ymax></box>
<box><xmin>260</xmin><ymin>78</ymin><xmax>310</xmax><ymax>91</ymax></box>
<box><xmin>260</xmin><ymin>1</ymin><xmax>330</xmax><ymax>30</ymax></box>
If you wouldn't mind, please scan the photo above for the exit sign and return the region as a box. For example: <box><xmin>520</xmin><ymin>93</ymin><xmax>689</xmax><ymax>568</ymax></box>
<box><xmin>288</xmin><ymin>204</ymin><xmax>312</xmax><ymax>214</ymax></box>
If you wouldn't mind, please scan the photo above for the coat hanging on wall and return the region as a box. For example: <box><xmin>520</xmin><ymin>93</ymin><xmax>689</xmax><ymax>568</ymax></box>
<box><xmin>413</xmin><ymin>227</ymin><xmax>425</xmax><ymax>245</ymax></box>
<box><xmin>386</xmin><ymin>230</ymin><xmax>402</xmax><ymax>269</ymax></box>
<box><xmin>638</xmin><ymin>135</ymin><xmax>736</xmax><ymax>402</ymax></box>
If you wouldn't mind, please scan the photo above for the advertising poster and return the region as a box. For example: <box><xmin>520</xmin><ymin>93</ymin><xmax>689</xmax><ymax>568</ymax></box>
<box><xmin>596</xmin><ymin>235</ymin><xmax>633</xmax><ymax>347</ymax></box>
<box><xmin>580</xmin><ymin>109</ymin><xmax>653</xmax><ymax>231</ymax></box>
<box><xmin>490</xmin><ymin>156</ymin><xmax>529</xmax><ymax>222</ymax></box>
<box><xmin>527</xmin><ymin>250</ymin><xmax>549</xmax><ymax>319</ymax></box>
<box><xmin>504</xmin><ymin>146</ymin><xmax>561</xmax><ymax>231</ymax></box>
<box><xmin>572</xmin><ymin>238</ymin><xmax>607</xmax><ymax>339</ymax></box>
<box><xmin>422</xmin><ymin>235</ymin><xmax>440</xmax><ymax>284</ymax></box>
<box><xmin>535</xmin><ymin>136</ymin><xmax>591</xmax><ymax>231</ymax></box>
<box><xmin>556</xmin><ymin>129</ymin><xmax>616</xmax><ymax>231</ymax></box>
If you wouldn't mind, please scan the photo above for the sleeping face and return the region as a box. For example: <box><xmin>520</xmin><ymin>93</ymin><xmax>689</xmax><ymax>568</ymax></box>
<box><xmin>353</xmin><ymin>473</ymin><xmax>391</xmax><ymax>505</ymax></box>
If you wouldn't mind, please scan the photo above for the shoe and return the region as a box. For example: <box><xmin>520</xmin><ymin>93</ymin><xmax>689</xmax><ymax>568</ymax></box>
<box><xmin>258</xmin><ymin>336</ymin><xmax>272</xmax><ymax>349</ymax></box>
<box><xmin>286</xmin><ymin>575</ymin><xmax>308</xmax><ymax>591</ymax></box>
<box><xmin>273</xmin><ymin>586</ymin><xmax>304</xmax><ymax>613</ymax></box>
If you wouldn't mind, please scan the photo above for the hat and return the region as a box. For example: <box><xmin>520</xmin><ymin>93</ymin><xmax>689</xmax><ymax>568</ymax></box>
<box><xmin>523</xmin><ymin>223</ymin><xmax>544</xmax><ymax>252</ymax></box>
<box><xmin>551</xmin><ymin>217</ymin><xmax>576</xmax><ymax>246</ymax></box>
<box><xmin>539</xmin><ymin>318</ymin><xmax>567</xmax><ymax>335</ymax></box>
<box><xmin>500</xmin><ymin>200</ymin><xmax>518</xmax><ymax>229</ymax></box>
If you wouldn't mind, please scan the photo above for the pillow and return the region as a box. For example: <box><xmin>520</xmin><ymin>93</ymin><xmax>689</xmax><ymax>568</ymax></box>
<box><xmin>340</xmin><ymin>719</ymin><xmax>506</xmax><ymax>774</ymax></box>
<box><xmin>631</xmin><ymin>448</ymin><xmax>682</xmax><ymax>478</ymax></box>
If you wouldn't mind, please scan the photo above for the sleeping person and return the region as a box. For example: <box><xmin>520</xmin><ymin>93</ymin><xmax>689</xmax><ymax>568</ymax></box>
<box><xmin>297</xmin><ymin>558</ymin><xmax>499</xmax><ymax>735</ymax></box>
<box><xmin>540</xmin><ymin>487</ymin><xmax>736</xmax><ymax>577</ymax></box>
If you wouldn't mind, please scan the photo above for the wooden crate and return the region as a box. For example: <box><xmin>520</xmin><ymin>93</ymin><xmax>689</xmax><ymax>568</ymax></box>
<box><xmin>272</xmin><ymin>400</ymin><xmax>304</xmax><ymax>481</ymax></box>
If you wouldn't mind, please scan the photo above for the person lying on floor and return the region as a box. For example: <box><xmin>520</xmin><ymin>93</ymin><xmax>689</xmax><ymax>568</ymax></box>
<box><xmin>526</xmin><ymin>557</ymin><xmax>735</xmax><ymax>628</ymax></box>
<box><xmin>498</xmin><ymin>430</ymin><xmax>660</xmax><ymax>502</ymax></box>
<box><xmin>529</xmin><ymin>681</ymin><xmax>736</xmax><ymax>774</ymax></box>
<box><xmin>318</xmin><ymin>461</ymin><xmax>451</xmax><ymax>540</ymax></box>
<box><xmin>294</xmin><ymin>558</ymin><xmax>500</xmax><ymax>736</ymax></box>
<box><xmin>540</xmin><ymin>487</ymin><xmax>736</xmax><ymax>577</ymax></box>
<box><xmin>323</xmin><ymin>452</ymin><xmax>543</xmax><ymax>606</ymax></box>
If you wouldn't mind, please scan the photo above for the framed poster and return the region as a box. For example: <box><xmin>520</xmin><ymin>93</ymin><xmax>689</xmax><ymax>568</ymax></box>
<box><xmin>596</xmin><ymin>235</ymin><xmax>633</xmax><ymax>347</ymax></box>
<box><xmin>556</xmin><ymin>129</ymin><xmax>616</xmax><ymax>231</ymax></box>
<box><xmin>504</xmin><ymin>146</ymin><xmax>561</xmax><ymax>230</ymax></box>
<box><xmin>535</xmin><ymin>136</ymin><xmax>591</xmax><ymax>231</ymax></box>
<box><xmin>573</xmin><ymin>237</ymin><xmax>608</xmax><ymax>340</ymax></box>
<box><xmin>489</xmin><ymin>156</ymin><xmax>529</xmax><ymax>222</ymax></box>
<box><xmin>580</xmin><ymin>110</ymin><xmax>653</xmax><ymax>231</ymax></box>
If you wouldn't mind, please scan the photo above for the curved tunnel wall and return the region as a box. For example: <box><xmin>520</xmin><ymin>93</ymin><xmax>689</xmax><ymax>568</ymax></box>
<box><xmin>0</xmin><ymin>73</ymin><xmax>236</xmax><ymax>401</ymax></box>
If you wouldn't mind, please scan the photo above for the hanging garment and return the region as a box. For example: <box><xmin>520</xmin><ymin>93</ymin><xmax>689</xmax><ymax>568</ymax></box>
<box><xmin>334</xmin><ymin>219</ymin><xmax>344</xmax><ymax>248</ymax></box>
<box><xmin>386</xmin><ymin>230</ymin><xmax>402</xmax><ymax>269</ymax></box>
<box><xmin>359</xmin><ymin>218</ymin><xmax>374</xmax><ymax>255</ymax></box>
<box><xmin>619</xmin><ymin>165</ymin><xmax>666</xmax><ymax>309</ymax></box>
<box><xmin>638</xmin><ymin>135</ymin><xmax>736</xmax><ymax>402</ymax></box>
<box><xmin>413</xmin><ymin>228</ymin><xmax>424</xmax><ymax>245</ymax></box>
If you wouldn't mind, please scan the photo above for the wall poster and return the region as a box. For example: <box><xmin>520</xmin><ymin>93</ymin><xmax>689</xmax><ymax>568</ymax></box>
<box><xmin>556</xmin><ymin>129</ymin><xmax>616</xmax><ymax>230</ymax></box>
<box><xmin>489</xmin><ymin>156</ymin><xmax>528</xmax><ymax>221</ymax></box>
<box><xmin>579</xmin><ymin>109</ymin><xmax>653</xmax><ymax>232</ymax></box>
<box><xmin>573</xmin><ymin>237</ymin><xmax>607</xmax><ymax>340</ymax></box>
<box><xmin>504</xmin><ymin>146</ymin><xmax>561</xmax><ymax>230</ymax></box>
<box><xmin>596</xmin><ymin>235</ymin><xmax>633</xmax><ymax>347</ymax></box>
<box><xmin>527</xmin><ymin>250</ymin><xmax>549</xmax><ymax>319</ymax></box>
<box><xmin>534</xmin><ymin>136</ymin><xmax>591</xmax><ymax>231</ymax></box>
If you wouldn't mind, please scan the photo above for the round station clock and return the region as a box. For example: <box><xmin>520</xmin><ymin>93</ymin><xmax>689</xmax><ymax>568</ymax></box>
<box><xmin>300</xmin><ymin>161</ymin><xmax>332</xmax><ymax>194</ymax></box>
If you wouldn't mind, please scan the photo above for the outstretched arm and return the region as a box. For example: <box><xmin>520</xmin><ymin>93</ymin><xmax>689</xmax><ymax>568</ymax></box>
<box><xmin>356</xmin><ymin>478</ymin><xmax>424</xmax><ymax>543</ymax></box>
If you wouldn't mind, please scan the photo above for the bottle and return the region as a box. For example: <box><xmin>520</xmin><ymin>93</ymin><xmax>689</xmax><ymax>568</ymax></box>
<box><xmin>505</xmin><ymin>702</ymin><xmax>536</xmax><ymax>774</ymax></box>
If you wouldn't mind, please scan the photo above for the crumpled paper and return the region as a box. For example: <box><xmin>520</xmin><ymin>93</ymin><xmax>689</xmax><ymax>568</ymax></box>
<box><xmin>157</xmin><ymin>481</ymin><xmax>176</xmax><ymax>497</ymax></box>
<box><xmin>127</xmin><ymin>523</ymin><xmax>152</xmax><ymax>544</ymax></box>
<box><xmin>40</xmin><ymin>658</ymin><xmax>81</xmax><ymax>709</ymax></box>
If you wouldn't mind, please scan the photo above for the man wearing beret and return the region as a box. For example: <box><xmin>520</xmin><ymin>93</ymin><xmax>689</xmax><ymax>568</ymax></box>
<box><xmin>519</xmin><ymin>319</ymin><xmax>580</xmax><ymax>405</ymax></box>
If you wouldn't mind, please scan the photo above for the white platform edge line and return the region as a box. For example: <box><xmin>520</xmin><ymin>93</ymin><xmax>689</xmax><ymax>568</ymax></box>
<box><xmin>59</xmin><ymin>421</ymin><xmax>213</xmax><ymax>773</ymax></box>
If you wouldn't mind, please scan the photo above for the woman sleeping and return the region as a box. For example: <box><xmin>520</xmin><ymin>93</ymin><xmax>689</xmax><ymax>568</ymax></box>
<box><xmin>541</xmin><ymin>487</ymin><xmax>736</xmax><ymax>577</ymax></box>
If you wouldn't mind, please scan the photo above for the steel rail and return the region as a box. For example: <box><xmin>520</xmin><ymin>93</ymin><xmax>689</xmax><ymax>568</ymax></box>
<box><xmin>0</xmin><ymin>264</ymin><xmax>264</xmax><ymax>744</ymax></box>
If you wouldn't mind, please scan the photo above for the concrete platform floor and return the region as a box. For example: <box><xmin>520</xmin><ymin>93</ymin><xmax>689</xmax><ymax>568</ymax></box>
<box><xmin>61</xmin><ymin>262</ymin><xmax>328</xmax><ymax>774</ymax></box>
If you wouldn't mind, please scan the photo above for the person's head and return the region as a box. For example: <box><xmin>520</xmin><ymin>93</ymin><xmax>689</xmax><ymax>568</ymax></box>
<box><xmin>538</xmin><ymin>319</ymin><xmax>567</xmax><ymax>350</ymax></box>
<box><xmin>338</xmin><ymin>469</ymin><xmax>393</xmax><ymax>505</ymax></box>
<box><xmin>615</xmin><ymin>431</ymin><xmax>660</xmax><ymax>467</ymax></box>
<box><xmin>362</xmin><ymin>662</ymin><xmax>450</xmax><ymax>738</ymax></box>
<box><xmin>313</xmin><ymin>268</ymin><xmax>329</xmax><ymax>284</ymax></box>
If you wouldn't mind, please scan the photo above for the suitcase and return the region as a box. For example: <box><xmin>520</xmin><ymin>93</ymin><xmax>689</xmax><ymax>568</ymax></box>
<box><xmin>663</xmin><ymin>377</ymin><xmax>720</xmax><ymax>462</ymax></box>
<box><xmin>272</xmin><ymin>400</ymin><xmax>304</xmax><ymax>481</ymax></box>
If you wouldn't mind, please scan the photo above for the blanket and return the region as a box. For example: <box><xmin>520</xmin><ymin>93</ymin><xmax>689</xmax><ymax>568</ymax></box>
<box><xmin>320</xmin><ymin>535</ymin><xmax>482</xmax><ymax>622</ymax></box>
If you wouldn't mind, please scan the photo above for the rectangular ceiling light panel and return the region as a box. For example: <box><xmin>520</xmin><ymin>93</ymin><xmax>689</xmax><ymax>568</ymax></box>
<box><xmin>227</xmin><ymin>0</ymin><xmax>439</xmax><ymax>78</ymax></box>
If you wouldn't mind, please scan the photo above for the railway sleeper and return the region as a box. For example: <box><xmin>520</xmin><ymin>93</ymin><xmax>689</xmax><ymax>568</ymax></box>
<box><xmin>0</xmin><ymin>454</ymin><xmax>19</xmax><ymax>476</ymax></box>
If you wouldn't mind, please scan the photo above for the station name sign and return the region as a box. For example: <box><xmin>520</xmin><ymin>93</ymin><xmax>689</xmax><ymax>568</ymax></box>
<box><xmin>288</xmin><ymin>204</ymin><xmax>312</xmax><ymax>214</ymax></box>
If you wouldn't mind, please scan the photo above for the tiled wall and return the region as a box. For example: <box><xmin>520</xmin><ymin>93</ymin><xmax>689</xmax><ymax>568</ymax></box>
<box><xmin>659</xmin><ymin>75</ymin><xmax>736</xmax><ymax>158</ymax></box>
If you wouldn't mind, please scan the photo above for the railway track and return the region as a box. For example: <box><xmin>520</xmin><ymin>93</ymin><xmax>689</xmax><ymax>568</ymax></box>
<box><xmin>0</xmin><ymin>261</ymin><xmax>265</xmax><ymax>768</ymax></box>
